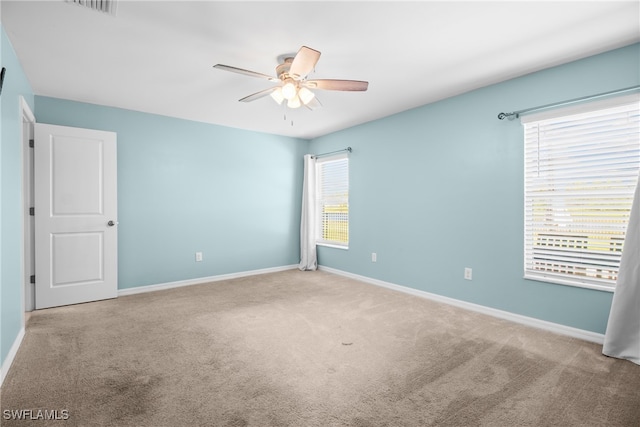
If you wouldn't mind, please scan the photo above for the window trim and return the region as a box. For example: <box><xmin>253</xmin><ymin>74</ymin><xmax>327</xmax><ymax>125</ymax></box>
<box><xmin>522</xmin><ymin>93</ymin><xmax>640</xmax><ymax>292</ymax></box>
<box><xmin>317</xmin><ymin>241</ymin><xmax>350</xmax><ymax>250</ymax></box>
<box><xmin>315</xmin><ymin>153</ymin><xmax>349</xmax><ymax>249</ymax></box>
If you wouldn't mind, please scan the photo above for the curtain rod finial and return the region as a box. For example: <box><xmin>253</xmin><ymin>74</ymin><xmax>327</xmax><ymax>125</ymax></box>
<box><xmin>498</xmin><ymin>112</ymin><xmax>517</xmax><ymax>121</ymax></box>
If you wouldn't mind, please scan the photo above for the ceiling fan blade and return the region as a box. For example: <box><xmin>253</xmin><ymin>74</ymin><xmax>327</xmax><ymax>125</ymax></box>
<box><xmin>239</xmin><ymin>87</ymin><xmax>278</xmax><ymax>102</ymax></box>
<box><xmin>289</xmin><ymin>46</ymin><xmax>321</xmax><ymax>79</ymax></box>
<box><xmin>213</xmin><ymin>64</ymin><xmax>278</xmax><ymax>82</ymax></box>
<box><xmin>305</xmin><ymin>79</ymin><xmax>369</xmax><ymax>91</ymax></box>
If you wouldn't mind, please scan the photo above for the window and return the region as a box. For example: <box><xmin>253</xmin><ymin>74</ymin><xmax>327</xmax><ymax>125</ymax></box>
<box><xmin>316</xmin><ymin>153</ymin><xmax>349</xmax><ymax>248</ymax></box>
<box><xmin>523</xmin><ymin>95</ymin><xmax>640</xmax><ymax>291</ymax></box>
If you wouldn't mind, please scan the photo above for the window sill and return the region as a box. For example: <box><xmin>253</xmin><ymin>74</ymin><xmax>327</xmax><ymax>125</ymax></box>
<box><xmin>524</xmin><ymin>273</ymin><xmax>614</xmax><ymax>293</ymax></box>
<box><xmin>317</xmin><ymin>242</ymin><xmax>349</xmax><ymax>250</ymax></box>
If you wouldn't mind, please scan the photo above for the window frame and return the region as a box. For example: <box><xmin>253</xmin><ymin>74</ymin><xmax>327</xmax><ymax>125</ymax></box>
<box><xmin>315</xmin><ymin>153</ymin><xmax>349</xmax><ymax>249</ymax></box>
<box><xmin>522</xmin><ymin>94</ymin><xmax>640</xmax><ymax>292</ymax></box>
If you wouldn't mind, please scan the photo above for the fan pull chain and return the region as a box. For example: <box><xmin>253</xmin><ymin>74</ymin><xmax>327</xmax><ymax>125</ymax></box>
<box><xmin>283</xmin><ymin>106</ymin><xmax>293</xmax><ymax>126</ymax></box>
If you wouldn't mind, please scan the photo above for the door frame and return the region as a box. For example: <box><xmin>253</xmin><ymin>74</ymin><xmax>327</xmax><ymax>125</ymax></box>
<box><xmin>21</xmin><ymin>96</ymin><xmax>35</xmax><ymax>315</ymax></box>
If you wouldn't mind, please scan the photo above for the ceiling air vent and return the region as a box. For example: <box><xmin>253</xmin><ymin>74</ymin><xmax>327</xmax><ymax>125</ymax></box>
<box><xmin>67</xmin><ymin>0</ymin><xmax>118</xmax><ymax>16</ymax></box>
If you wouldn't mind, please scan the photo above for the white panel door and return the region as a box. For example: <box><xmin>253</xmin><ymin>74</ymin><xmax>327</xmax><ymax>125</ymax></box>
<box><xmin>34</xmin><ymin>123</ymin><xmax>118</xmax><ymax>309</ymax></box>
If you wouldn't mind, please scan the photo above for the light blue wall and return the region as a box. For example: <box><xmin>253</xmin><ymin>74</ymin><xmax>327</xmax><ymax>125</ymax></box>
<box><xmin>1</xmin><ymin>27</ymin><xmax>637</xmax><ymax>378</ymax></box>
<box><xmin>1</xmin><ymin>26</ymin><xmax>34</xmax><ymax>365</ymax></box>
<box><xmin>1</xmin><ymin>21</ymin><xmax>3</xmax><ymax>373</ymax></box>
<box><xmin>35</xmin><ymin>97</ymin><xmax>306</xmax><ymax>290</ymax></box>
<box><xmin>310</xmin><ymin>43</ymin><xmax>640</xmax><ymax>334</ymax></box>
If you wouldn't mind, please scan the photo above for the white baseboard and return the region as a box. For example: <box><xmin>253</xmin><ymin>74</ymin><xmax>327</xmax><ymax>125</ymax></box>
<box><xmin>1</xmin><ymin>327</ymin><xmax>26</xmax><ymax>388</ymax></box>
<box><xmin>319</xmin><ymin>266</ymin><xmax>605</xmax><ymax>345</ymax></box>
<box><xmin>118</xmin><ymin>264</ymin><xmax>298</xmax><ymax>297</ymax></box>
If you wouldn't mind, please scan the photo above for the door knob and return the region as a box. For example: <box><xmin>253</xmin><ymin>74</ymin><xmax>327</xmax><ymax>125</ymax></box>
<box><xmin>107</xmin><ymin>220</ymin><xmax>116</xmax><ymax>226</ymax></box>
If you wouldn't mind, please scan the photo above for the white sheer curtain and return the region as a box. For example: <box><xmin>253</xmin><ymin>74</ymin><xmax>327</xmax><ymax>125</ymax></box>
<box><xmin>299</xmin><ymin>154</ymin><xmax>317</xmax><ymax>271</ymax></box>
<box><xmin>603</xmin><ymin>176</ymin><xmax>640</xmax><ymax>365</ymax></box>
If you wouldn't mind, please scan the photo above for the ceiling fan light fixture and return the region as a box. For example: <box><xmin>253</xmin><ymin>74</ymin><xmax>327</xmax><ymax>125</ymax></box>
<box><xmin>213</xmin><ymin>45</ymin><xmax>368</xmax><ymax>112</ymax></box>
<box><xmin>282</xmin><ymin>80</ymin><xmax>297</xmax><ymax>100</ymax></box>
<box><xmin>298</xmin><ymin>87</ymin><xmax>315</xmax><ymax>105</ymax></box>
<box><xmin>270</xmin><ymin>87</ymin><xmax>284</xmax><ymax>104</ymax></box>
<box><xmin>287</xmin><ymin>95</ymin><xmax>301</xmax><ymax>109</ymax></box>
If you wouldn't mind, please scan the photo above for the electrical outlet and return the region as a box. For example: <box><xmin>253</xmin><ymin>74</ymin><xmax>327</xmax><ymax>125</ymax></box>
<box><xmin>195</xmin><ymin>252</ymin><xmax>203</xmax><ymax>262</ymax></box>
<box><xmin>372</xmin><ymin>252</ymin><xmax>377</xmax><ymax>263</ymax></box>
<box><xmin>464</xmin><ymin>267</ymin><xmax>472</xmax><ymax>280</ymax></box>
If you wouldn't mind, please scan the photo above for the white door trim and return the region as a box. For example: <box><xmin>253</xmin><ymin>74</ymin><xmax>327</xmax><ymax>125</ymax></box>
<box><xmin>20</xmin><ymin>96</ymin><xmax>35</xmax><ymax>318</ymax></box>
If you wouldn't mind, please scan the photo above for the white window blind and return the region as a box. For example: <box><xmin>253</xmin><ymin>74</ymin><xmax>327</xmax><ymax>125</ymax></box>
<box><xmin>523</xmin><ymin>96</ymin><xmax>640</xmax><ymax>291</ymax></box>
<box><xmin>316</xmin><ymin>154</ymin><xmax>349</xmax><ymax>248</ymax></box>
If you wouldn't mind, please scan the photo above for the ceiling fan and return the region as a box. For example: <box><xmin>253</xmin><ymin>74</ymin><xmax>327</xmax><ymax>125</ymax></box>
<box><xmin>213</xmin><ymin>46</ymin><xmax>368</xmax><ymax>110</ymax></box>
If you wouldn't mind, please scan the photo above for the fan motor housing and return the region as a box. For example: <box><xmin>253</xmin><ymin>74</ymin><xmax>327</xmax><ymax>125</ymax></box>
<box><xmin>276</xmin><ymin>57</ymin><xmax>294</xmax><ymax>79</ymax></box>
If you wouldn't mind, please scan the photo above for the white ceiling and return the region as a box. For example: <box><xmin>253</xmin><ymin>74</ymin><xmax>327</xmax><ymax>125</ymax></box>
<box><xmin>2</xmin><ymin>1</ymin><xmax>639</xmax><ymax>139</ymax></box>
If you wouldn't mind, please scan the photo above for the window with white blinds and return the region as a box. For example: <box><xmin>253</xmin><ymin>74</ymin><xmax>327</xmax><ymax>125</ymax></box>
<box><xmin>523</xmin><ymin>95</ymin><xmax>640</xmax><ymax>291</ymax></box>
<box><xmin>316</xmin><ymin>154</ymin><xmax>349</xmax><ymax>248</ymax></box>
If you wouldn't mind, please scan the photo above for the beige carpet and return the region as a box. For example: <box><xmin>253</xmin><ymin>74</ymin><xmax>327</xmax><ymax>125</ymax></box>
<box><xmin>1</xmin><ymin>269</ymin><xmax>639</xmax><ymax>426</ymax></box>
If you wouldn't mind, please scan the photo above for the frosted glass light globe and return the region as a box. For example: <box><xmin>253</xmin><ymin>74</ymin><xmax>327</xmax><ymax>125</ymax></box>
<box><xmin>287</xmin><ymin>95</ymin><xmax>301</xmax><ymax>109</ymax></box>
<box><xmin>282</xmin><ymin>80</ymin><xmax>297</xmax><ymax>100</ymax></box>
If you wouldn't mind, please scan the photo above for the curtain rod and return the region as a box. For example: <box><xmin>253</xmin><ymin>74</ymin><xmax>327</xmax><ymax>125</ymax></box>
<box><xmin>497</xmin><ymin>85</ymin><xmax>640</xmax><ymax>121</ymax></box>
<box><xmin>312</xmin><ymin>147</ymin><xmax>352</xmax><ymax>159</ymax></box>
